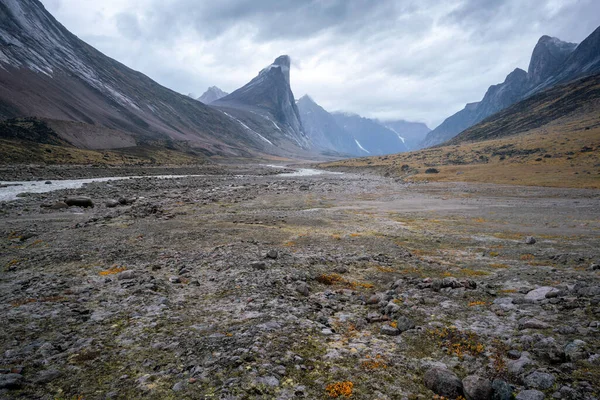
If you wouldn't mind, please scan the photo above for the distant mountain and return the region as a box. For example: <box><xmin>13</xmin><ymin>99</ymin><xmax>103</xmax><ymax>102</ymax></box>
<box><xmin>198</xmin><ymin>86</ymin><xmax>228</xmax><ymax>104</ymax></box>
<box><xmin>332</xmin><ymin>112</ymin><xmax>409</xmax><ymax>155</ymax></box>
<box><xmin>421</xmin><ymin>29</ymin><xmax>598</xmax><ymax>148</ymax></box>
<box><xmin>379</xmin><ymin>120</ymin><xmax>430</xmax><ymax>150</ymax></box>
<box><xmin>0</xmin><ymin>0</ymin><xmax>313</xmax><ymax>158</ymax></box>
<box><xmin>447</xmin><ymin>72</ymin><xmax>600</xmax><ymax>145</ymax></box>
<box><xmin>297</xmin><ymin>95</ymin><xmax>361</xmax><ymax>155</ymax></box>
<box><xmin>213</xmin><ymin>55</ymin><xmax>310</xmax><ymax>149</ymax></box>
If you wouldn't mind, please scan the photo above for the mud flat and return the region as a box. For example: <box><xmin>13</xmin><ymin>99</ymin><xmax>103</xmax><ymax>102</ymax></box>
<box><xmin>0</xmin><ymin>164</ymin><xmax>599</xmax><ymax>399</ymax></box>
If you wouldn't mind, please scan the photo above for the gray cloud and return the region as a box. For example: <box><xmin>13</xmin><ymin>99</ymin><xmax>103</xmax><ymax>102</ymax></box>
<box><xmin>40</xmin><ymin>0</ymin><xmax>600</xmax><ymax>128</ymax></box>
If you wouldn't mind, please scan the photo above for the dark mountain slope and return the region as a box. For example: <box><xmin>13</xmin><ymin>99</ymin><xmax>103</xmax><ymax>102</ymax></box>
<box><xmin>422</xmin><ymin>33</ymin><xmax>586</xmax><ymax>148</ymax></box>
<box><xmin>447</xmin><ymin>72</ymin><xmax>600</xmax><ymax>145</ymax></box>
<box><xmin>213</xmin><ymin>56</ymin><xmax>310</xmax><ymax>149</ymax></box>
<box><xmin>0</xmin><ymin>0</ymin><xmax>299</xmax><ymax>157</ymax></box>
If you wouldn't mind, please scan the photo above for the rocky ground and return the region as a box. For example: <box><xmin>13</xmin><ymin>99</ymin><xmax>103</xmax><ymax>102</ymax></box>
<box><xmin>0</xmin><ymin>164</ymin><xmax>599</xmax><ymax>399</ymax></box>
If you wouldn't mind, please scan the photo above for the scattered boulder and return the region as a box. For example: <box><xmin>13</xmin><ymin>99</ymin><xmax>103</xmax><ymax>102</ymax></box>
<box><xmin>463</xmin><ymin>375</ymin><xmax>492</xmax><ymax>400</ymax></box>
<box><xmin>525</xmin><ymin>287</ymin><xmax>555</xmax><ymax>301</ymax></box>
<box><xmin>564</xmin><ymin>340</ymin><xmax>588</xmax><ymax>362</ymax></box>
<box><xmin>299</xmin><ymin>184</ymin><xmax>310</xmax><ymax>191</ymax></box>
<box><xmin>105</xmin><ymin>199</ymin><xmax>120</xmax><ymax>208</ymax></box>
<box><xmin>525</xmin><ymin>236</ymin><xmax>536</xmax><ymax>245</ymax></box>
<box><xmin>423</xmin><ymin>367</ymin><xmax>464</xmax><ymax>398</ymax></box>
<box><xmin>266</xmin><ymin>250</ymin><xmax>279</xmax><ymax>259</ymax></box>
<box><xmin>396</xmin><ymin>316</ymin><xmax>415</xmax><ymax>333</ymax></box>
<box><xmin>380</xmin><ymin>325</ymin><xmax>400</xmax><ymax>336</ymax></box>
<box><xmin>50</xmin><ymin>201</ymin><xmax>69</xmax><ymax>210</ymax></box>
<box><xmin>0</xmin><ymin>373</ymin><xmax>23</xmax><ymax>389</ymax></box>
<box><xmin>295</xmin><ymin>282</ymin><xmax>310</xmax><ymax>296</ymax></box>
<box><xmin>117</xmin><ymin>270</ymin><xmax>136</xmax><ymax>280</ymax></box>
<box><xmin>518</xmin><ymin>318</ymin><xmax>550</xmax><ymax>330</ymax></box>
<box><xmin>33</xmin><ymin>369</ymin><xmax>61</xmax><ymax>384</ymax></box>
<box><xmin>491</xmin><ymin>379</ymin><xmax>513</xmax><ymax>400</ymax></box>
<box><xmin>515</xmin><ymin>390</ymin><xmax>545</xmax><ymax>400</ymax></box>
<box><xmin>65</xmin><ymin>196</ymin><xmax>94</xmax><ymax>208</ymax></box>
<box><xmin>524</xmin><ymin>371</ymin><xmax>555</xmax><ymax>390</ymax></box>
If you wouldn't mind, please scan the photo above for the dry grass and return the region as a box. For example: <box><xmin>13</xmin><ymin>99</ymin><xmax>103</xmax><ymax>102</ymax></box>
<box><xmin>320</xmin><ymin>124</ymin><xmax>600</xmax><ymax>189</ymax></box>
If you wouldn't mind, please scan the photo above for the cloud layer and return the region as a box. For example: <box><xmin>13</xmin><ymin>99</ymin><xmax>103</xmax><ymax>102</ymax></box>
<box><xmin>41</xmin><ymin>0</ymin><xmax>600</xmax><ymax>128</ymax></box>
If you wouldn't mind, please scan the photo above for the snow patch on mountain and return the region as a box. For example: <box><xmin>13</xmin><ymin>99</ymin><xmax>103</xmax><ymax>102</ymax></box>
<box><xmin>355</xmin><ymin>139</ymin><xmax>370</xmax><ymax>154</ymax></box>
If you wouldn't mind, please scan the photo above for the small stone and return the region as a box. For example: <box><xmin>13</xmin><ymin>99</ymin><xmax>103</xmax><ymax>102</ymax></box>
<box><xmin>50</xmin><ymin>201</ymin><xmax>69</xmax><ymax>210</ymax></box>
<box><xmin>299</xmin><ymin>184</ymin><xmax>310</xmax><ymax>191</ymax></box>
<box><xmin>172</xmin><ymin>381</ymin><xmax>186</xmax><ymax>392</ymax></box>
<box><xmin>34</xmin><ymin>369</ymin><xmax>62</xmax><ymax>384</ymax></box>
<box><xmin>65</xmin><ymin>196</ymin><xmax>94</xmax><ymax>208</ymax></box>
<box><xmin>524</xmin><ymin>371</ymin><xmax>555</xmax><ymax>390</ymax></box>
<box><xmin>117</xmin><ymin>270</ymin><xmax>136</xmax><ymax>280</ymax></box>
<box><xmin>257</xmin><ymin>376</ymin><xmax>280</xmax><ymax>387</ymax></box>
<box><xmin>525</xmin><ymin>236</ymin><xmax>536</xmax><ymax>245</ymax></box>
<box><xmin>381</xmin><ymin>325</ymin><xmax>400</xmax><ymax>336</ymax></box>
<box><xmin>295</xmin><ymin>282</ymin><xmax>310</xmax><ymax>296</ymax></box>
<box><xmin>463</xmin><ymin>375</ymin><xmax>492</xmax><ymax>400</ymax></box>
<box><xmin>105</xmin><ymin>199</ymin><xmax>120</xmax><ymax>208</ymax></box>
<box><xmin>169</xmin><ymin>276</ymin><xmax>181</xmax><ymax>284</ymax></box>
<box><xmin>492</xmin><ymin>379</ymin><xmax>513</xmax><ymax>400</ymax></box>
<box><xmin>423</xmin><ymin>367</ymin><xmax>464</xmax><ymax>398</ymax></box>
<box><xmin>396</xmin><ymin>316</ymin><xmax>415</xmax><ymax>333</ymax></box>
<box><xmin>266</xmin><ymin>250</ymin><xmax>279</xmax><ymax>259</ymax></box>
<box><xmin>250</xmin><ymin>261</ymin><xmax>267</xmax><ymax>270</ymax></box>
<box><xmin>0</xmin><ymin>373</ymin><xmax>23</xmax><ymax>389</ymax></box>
<box><xmin>45</xmin><ymin>181</ymin><xmax>52</xmax><ymax>184</ymax></box>
<box><xmin>515</xmin><ymin>390</ymin><xmax>545</xmax><ymax>400</ymax></box>
<box><xmin>507</xmin><ymin>350</ymin><xmax>522</xmax><ymax>359</ymax></box>
<box><xmin>519</xmin><ymin>319</ymin><xmax>550</xmax><ymax>330</ymax></box>
<box><xmin>367</xmin><ymin>294</ymin><xmax>381</xmax><ymax>305</ymax></box>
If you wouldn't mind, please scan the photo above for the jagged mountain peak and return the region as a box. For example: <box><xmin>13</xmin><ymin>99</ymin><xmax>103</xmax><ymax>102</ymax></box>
<box><xmin>198</xmin><ymin>86</ymin><xmax>228</xmax><ymax>104</ymax></box>
<box><xmin>528</xmin><ymin>35</ymin><xmax>577</xmax><ymax>87</ymax></box>
<box><xmin>259</xmin><ymin>55</ymin><xmax>291</xmax><ymax>85</ymax></box>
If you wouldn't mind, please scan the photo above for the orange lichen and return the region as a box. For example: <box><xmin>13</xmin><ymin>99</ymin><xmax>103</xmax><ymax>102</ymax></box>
<box><xmin>429</xmin><ymin>327</ymin><xmax>485</xmax><ymax>359</ymax></box>
<box><xmin>325</xmin><ymin>381</ymin><xmax>354</xmax><ymax>398</ymax></box>
<box><xmin>376</xmin><ymin>266</ymin><xmax>395</xmax><ymax>273</ymax></box>
<box><xmin>468</xmin><ymin>301</ymin><xmax>487</xmax><ymax>307</ymax></box>
<box><xmin>99</xmin><ymin>266</ymin><xmax>126</xmax><ymax>276</ymax></box>
<box><xmin>316</xmin><ymin>274</ymin><xmax>345</xmax><ymax>285</ymax></box>
<box><xmin>361</xmin><ymin>355</ymin><xmax>388</xmax><ymax>370</ymax></box>
<box><xmin>490</xmin><ymin>263</ymin><xmax>509</xmax><ymax>269</ymax></box>
<box><xmin>520</xmin><ymin>254</ymin><xmax>535</xmax><ymax>261</ymax></box>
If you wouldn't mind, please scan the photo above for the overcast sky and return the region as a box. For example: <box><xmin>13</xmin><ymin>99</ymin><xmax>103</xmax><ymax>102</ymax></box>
<box><xmin>40</xmin><ymin>0</ymin><xmax>599</xmax><ymax>128</ymax></box>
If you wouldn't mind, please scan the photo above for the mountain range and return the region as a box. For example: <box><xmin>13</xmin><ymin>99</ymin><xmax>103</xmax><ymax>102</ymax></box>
<box><xmin>422</xmin><ymin>27</ymin><xmax>600</xmax><ymax>147</ymax></box>
<box><xmin>0</xmin><ymin>0</ymin><xmax>598</xmax><ymax>163</ymax></box>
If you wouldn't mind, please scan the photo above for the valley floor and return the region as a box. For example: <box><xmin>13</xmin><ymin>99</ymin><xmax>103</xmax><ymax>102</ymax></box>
<box><xmin>0</xmin><ymin>165</ymin><xmax>599</xmax><ymax>399</ymax></box>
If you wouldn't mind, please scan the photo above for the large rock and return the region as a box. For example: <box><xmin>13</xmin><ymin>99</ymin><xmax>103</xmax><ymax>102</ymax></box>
<box><xmin>463</xmin><ymin>375</ymin><xmax>492</xmax><ymax>400</ymax></box>
<box><xmin>525</xmin><ymin>286</ymin><xmax>554</xmax><ymax>301</ymax></box>
<box><xmin>423</xmin><ymin>367</ymin><xmax>464</xmax><ymax>398</ymax></box>
<box><xmin>518</xmin><ymin>319</ymin><xmax>550</xmax><ymax>330</ymax></box>
<box><xmin>0</xmin><ymin>373</ymin><xmax>23</xmax><ymax>389</ymax></box>
<box><xmin>492</xmin><ymin>379</ymin><xmax>513</xmax><ymax>400</ymax></box>
<box><xmin>65</xmin><ymin>196</ymin><xmax>94</xmax><ymax>208</ymax></box>
<box><xmin>564</xmin><ymin>340</ymin><xmax>588</xmax><ymax>362</ymax></box>
<box><xmin>515</xmin><ymin>390</ymin><xmax>545</xmax><ymax>400</ymax></box>
<box><xmin>524</xmin><ymin>371</ymin><xmax>555</xmax><ymax>390</ymax></box>
<box><xmin>396</xmin><ymin>316</ymin><xmax>415</xmax><ymax>333</ymax></box>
